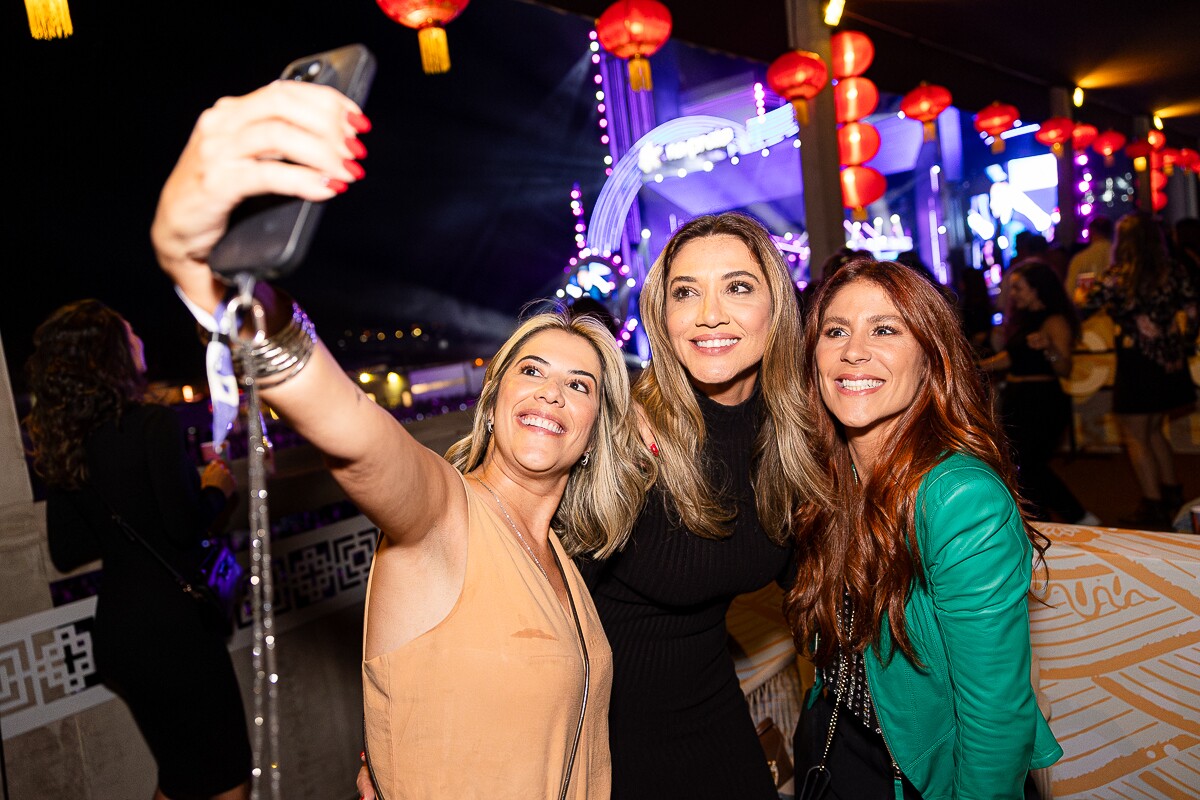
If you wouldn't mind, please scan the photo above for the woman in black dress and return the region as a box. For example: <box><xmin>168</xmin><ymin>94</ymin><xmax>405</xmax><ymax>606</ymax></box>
<box><xmin>25</xmin><ymin>300</ymin><xmax>250</xmax><ymax>800</ymax></box>
<box><xmin>1081</xmin><ymin>211</ymin><xmax>1199</xmax><ymax>528</ymax></box>
<box><xmin>979</xmin><ymin>260</ymin><xmax>1098</xmax><ymax>526</ymax></box>
<box><xmin>579</xmin><ymin>212</ymin><xmax>826</xmax><ymax>799</ymax></box>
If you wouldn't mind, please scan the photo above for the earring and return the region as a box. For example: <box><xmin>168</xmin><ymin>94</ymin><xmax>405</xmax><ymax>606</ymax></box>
<box><xmin>580</xmin><ymin>451</ymin><xmax>591</xmax><ymax>467</ymax></box>
<box><xmin>486</xmin><ymin>418</ymin><xmax>493</xmax><ymax>434</ymax></box>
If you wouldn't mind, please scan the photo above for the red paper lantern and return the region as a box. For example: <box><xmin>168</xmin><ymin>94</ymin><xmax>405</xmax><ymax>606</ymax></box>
<box><xmin>1160</xmin><ymin>147</ymin><xmax>1180</xmax><ymax>175</ymax></box>
<box><xmin>1150</xmin><ymin>169</ymin><xmax>1168</xmax><ymax>191</ymax></box>
<box><xmin>1177</xmin><ymin>148</ymin><xmax>1200</xmax><ymax>173</ymax></box>
<box><xmin>376</xmin><ymin>0</ymin><xmax>470</xmax><ymax>74</ymax></box>
<box><xmin>974</xmin><ymin>101</ymin><xmax>1020</xmax><ymax>153</ymax></box>
<box><xmin>1125</xmin><ymin>138</ymin><xmax>1153</xmax><ymax>167</ymax></box>
<box><xmin>834</xmin><ymin>77</ymin><xmax>879</xmax><ymax>124</ymax></box>
<box><xmin>829</xmin><ymin>31</ymin><xmax>874</xmax><ymax>79</ymax></box>
<box><xmin>1072</xmin><ymin>123</ymin><xmax>1098</xmax><ymax>152</ymax></box>
<box><xmin>767</xmin><ymin>50</ymin><xmax>828</xmax><ymax>127</ymax></box>
<box><xmin>1146</xmin><ymin>129</ymin><xmax>1166</xmax><ymax>150</ymax></box>
<box><xmin>1092</xmin><ymin>129</ymin><xmax>1127</xmax><ymax>166</ymax></box>
<box><xmin>838</xmin><ymin>121</ymin><xmax>881</xmax><ymax>166</ymax></box>
<box><xmin>840</xmin><ymin>165</ymin><xmax>886</xmax><ymax>219</ymax></box>
<box><xmin>596</xmin><ymin>0</ymin><xmax>673</xmax><ymax>92</ymax></box>
<box><xmin>1152</xmin><ymin>189</ymin><xmax>1168</xmax><ymax>211</ymax></box>
<box><xmin>900</xmin><ymin>83</ymin><xmax>952</xmax><ymax>142</ymax></box>
<box><xmin>1034</xmin><ymin>116</ymin><xmax>1074</xmax><ymax>157</ymax></box>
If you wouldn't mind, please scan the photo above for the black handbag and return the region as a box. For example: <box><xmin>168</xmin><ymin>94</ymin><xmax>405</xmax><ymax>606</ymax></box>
<box><xmin>98</xmin><ymin>493</ymin><xmax>243</xmax><ymax>637</ymax></box>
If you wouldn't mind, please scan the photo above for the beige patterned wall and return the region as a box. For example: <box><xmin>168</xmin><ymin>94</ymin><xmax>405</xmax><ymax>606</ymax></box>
<box><xmin>1030</xmin><ymin>523</ymin><xmax>1200</xmax><ymax>799</ymax></box>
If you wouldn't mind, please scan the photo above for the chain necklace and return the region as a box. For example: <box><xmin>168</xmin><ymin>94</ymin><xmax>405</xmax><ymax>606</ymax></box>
<box><xmin>473</xmin><ymin>476</ymin><xmax>551</xmax><ymax>582</ymax></box>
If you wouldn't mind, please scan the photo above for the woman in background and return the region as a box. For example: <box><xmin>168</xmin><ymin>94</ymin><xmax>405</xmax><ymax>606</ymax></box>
<box><xmin>1081</xmin><ymin>211</ymin><xmax>1199</xmax><ymax>528</ymax></box>
<box><xmin>26</xmin><ymin>299</ymin><xmax>248</xmax><ymax>800</ymax></box>
<box><xmin>980</xmin><ymin>260</ymin><xmax>1098</xmax><ymax>526</ymax></box>
<box><xmin>787</xmin><ymin>259</ymin><xmax>1061</xmax><ymax>799</ymax></box>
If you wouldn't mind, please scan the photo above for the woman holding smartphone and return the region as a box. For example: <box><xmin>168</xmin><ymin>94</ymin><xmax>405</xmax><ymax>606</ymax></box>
<box><xmin>150</xmin><ymin>77</ymin><xmax>654</xmax><ymax>798</ymax></box>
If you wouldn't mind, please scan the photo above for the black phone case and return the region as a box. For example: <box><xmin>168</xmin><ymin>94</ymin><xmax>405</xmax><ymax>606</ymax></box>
<box><xmin>208</xmin><ymin>43</ymin><xmax>377</xmax><ymax>280</ymax></box>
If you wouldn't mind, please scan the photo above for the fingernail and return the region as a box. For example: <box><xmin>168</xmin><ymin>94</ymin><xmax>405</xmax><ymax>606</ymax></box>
<box><xmin>346</xmin><ymin>137</ymin><xmax>368</xmax><ymax>159</ymax></box>
<box><xmin>348</xmin><ymin>111</ymin><xmax>372</xmax><ymax>133</ymax></box>
<box><xmin>344</xmin><ymin>159</ymin><xmax>366</xmax><ymax>180</ymax></box>
<box><xmin>650</xmin><ymin>442</ymin><xmax>659</xmax><ymax>457</ymax></box>
<box><xmin>325</xmin><ymin>177</ymin><xmax>349</xmax><ymax>194</ymax></box>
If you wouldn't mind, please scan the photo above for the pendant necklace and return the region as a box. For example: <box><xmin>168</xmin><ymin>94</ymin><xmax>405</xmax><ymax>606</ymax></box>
<box><xmin>473</xmin><ymin>476</ymin><xmax>550</xmax><ymax>581</ymax></box>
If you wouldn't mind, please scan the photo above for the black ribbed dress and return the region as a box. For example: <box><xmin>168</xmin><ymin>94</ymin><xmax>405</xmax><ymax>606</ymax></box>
<box><xmin>578</xmin><ymin>389</ymin><xmax>792</xmax><ymax>799</ymax></box>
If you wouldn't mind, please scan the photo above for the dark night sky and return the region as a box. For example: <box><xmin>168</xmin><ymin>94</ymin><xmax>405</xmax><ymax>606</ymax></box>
<box><xmin>6</xmin><ymin>0</ymin><xmax>618</xmax><ymax>392</ymax></box>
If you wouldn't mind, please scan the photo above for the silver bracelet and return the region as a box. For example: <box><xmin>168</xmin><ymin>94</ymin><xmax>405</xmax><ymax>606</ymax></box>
<box><xmin>236</xmin><ymin>302</ymin><xmax>317</xmax><ymax>388</ymax></box>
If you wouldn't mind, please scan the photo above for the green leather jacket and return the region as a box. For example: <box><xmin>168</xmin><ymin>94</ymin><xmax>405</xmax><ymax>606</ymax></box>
<box><xmin>812</xmin><ymin>452</ymin><xmax>1063</xmax><ymax>799</ymax></box>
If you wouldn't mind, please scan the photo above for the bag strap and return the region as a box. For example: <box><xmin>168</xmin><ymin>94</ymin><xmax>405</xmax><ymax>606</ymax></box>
<box><xmin>88</xmin><ymin>485</ymin><xmax>202</xmax><ymax>599</ymax></box>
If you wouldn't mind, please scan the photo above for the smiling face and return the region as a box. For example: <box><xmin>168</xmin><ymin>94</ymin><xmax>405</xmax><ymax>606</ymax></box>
<box><xmin>664</xmin><ymin>234</ymin><xmax>773</xmax><ymax>405</ymax></box>
<box><xmin>1007</xmin><ymin>273</ymin><xmax>1041</xmax><ymax>311</ymax></box>
<box><xmin>490</xmin><ymin>328</ymin><xmax>601</xmax><ymax>478</ymax></box>
<box><xmin>814</xmin><ymin>279</ymin><xmax>926</xmax><ymax>466</ymax></box>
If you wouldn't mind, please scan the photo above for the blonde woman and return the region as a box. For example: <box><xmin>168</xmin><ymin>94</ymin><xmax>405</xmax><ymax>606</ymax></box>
<box><xmin>150</xmin><ymin>78</ymin><xmax>654</xmax><ymax>798</ymax></box>
<box><xmin>579</xmin><ymin>212</ymin><xmax>826</xmax><ymax>799</ymax></box>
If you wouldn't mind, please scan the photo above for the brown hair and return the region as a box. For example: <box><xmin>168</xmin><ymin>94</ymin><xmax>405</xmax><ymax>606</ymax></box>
<box><xmin>783</xmin><ymin>260</ymin><xmax>1048</xmax><ymax>664</ymax></box>
<box><xmin>24</xmin><ymin>299</ymin><xmax>146</xmax><ymax>489</ymax></box>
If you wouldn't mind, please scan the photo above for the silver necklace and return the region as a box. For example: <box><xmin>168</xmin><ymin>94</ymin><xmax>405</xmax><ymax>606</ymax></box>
<box><xmin>473</xmin><ymin>476</ymin><xmax>550</xmax><ymax>581</ymax></box>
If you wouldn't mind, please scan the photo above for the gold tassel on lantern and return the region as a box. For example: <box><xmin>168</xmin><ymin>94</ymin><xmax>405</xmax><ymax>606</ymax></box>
<box><xmin>25</xmin><ymin>0</ymin><xmax>73</xmax><ymax>40</ymax></box>
<box><xmin>628</xmin><ymin>56</ymin><xmax>653</xmax><ymax>92</ymax></box>
<box><xmin>417</xmin><ymin>26</ymin><xmax>451</xmax><ymax>74</ymax></box>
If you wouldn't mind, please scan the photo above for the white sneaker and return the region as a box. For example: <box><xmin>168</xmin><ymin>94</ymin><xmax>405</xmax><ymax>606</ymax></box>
<box><xmin>1074</xmin><ymin>511</ymin><xmax>1102</xmax><ymax>526</ymax></box>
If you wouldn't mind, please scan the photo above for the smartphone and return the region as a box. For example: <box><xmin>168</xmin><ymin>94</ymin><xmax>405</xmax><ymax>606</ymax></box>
<box><xmin>208</xmin><ymin>44</ymin><xmax>377</xmax><ymax>281</ymax></box>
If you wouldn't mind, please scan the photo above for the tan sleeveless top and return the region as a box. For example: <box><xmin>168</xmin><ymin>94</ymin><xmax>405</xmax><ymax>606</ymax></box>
<box><xmin>363</xmin><ymin>474</ymin><xmax>613</xmax><ymax>799</ymax></box>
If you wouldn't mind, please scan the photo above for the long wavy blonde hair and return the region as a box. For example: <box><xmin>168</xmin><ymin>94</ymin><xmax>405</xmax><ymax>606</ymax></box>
<box><xmin>445</xmin><ymin>312</ymin><xmax>656</xmax><ymax>557</ymax></box>
<box><xmin>634</xmin><ymin>212</ymin><xmax>826</xmax><ymax>542</ymax></box>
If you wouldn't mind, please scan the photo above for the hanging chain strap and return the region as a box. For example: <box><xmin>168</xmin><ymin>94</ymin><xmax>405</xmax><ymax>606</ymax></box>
<box><xmin>798</xmin><ymin>606</ymin><xmax>854</xmax><ymax>800</ymax></box>
<box><xmin>228</xmin><ymin>274</ymin><xmax>282</xmax><ymax>800</ymax></box>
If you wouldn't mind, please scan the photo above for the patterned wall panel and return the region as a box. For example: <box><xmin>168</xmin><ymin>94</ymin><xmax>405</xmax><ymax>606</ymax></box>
<box><xmin>1030</xmin><ymin>523</ymin><xmax>1200</xmax><ymax>799</ymax></box>
<box><xmin>0</xmin><ymin>515</ymin><xmax>379</xmax><ymax>740</ymax></box>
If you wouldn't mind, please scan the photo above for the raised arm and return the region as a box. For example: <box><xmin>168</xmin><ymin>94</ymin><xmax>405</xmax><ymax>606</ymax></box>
<box><xmin>150</xmin><ymin>79</ymin><xmax>460</xmax><ymax>546</ymax></box>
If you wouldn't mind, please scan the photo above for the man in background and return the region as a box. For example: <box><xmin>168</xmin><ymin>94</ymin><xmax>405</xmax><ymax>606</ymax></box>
<box><xmin>1065</xmin><ymin>216</ymin><xmax>1114</xmax><ymax>306</ymax></box>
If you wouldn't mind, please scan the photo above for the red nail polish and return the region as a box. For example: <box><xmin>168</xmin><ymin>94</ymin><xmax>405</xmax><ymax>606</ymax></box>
<box><xmin>325</xmin><ymin>178</ymin><xmax>349</xmax><ymax>194</ymax></box>
<box><xmin>348</xmin><ymin>111</ymin><xmax>372</xmax><ymax>133</ymax></box>
<box><xmin>650</xmin><ymin>442</ymin><xmax>659</xmax><ymax>457</ymax></box>
<box><xmin>346</xmin><ymin>137</ymin><xmax>368</xmax><ymax>159</ymax></box>
<box><xmin>344</xmin><ymin>159</ymin><xmax>366</xmax><ymax>180</ymax></box>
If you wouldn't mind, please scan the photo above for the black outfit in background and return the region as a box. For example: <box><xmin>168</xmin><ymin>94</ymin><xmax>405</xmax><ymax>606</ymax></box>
<box><xmin>1080</xmin><ymin>260</ymin><xmax>1198</xmax><ymax>414</ymax></box>
<box><xmin>578</xmin><ymin>388</ymin><xmax>790</xmax><ymax>800</ymax></box>
<box><xmin>1000</xmin><ymin>310</ymin><xmax>1086</xmax><ymax>523</ymax></box>
<box><xmin>47</xmin><ymin>403</ymin><xmax>251</xmax><ymax>800</ymax></box>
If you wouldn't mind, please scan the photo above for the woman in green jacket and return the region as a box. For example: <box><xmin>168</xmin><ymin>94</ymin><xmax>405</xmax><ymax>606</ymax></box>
<box><xmin>786</xmin><ymin>259</ymin><xmax>1062</xmax><ymax>799</ymax></box>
